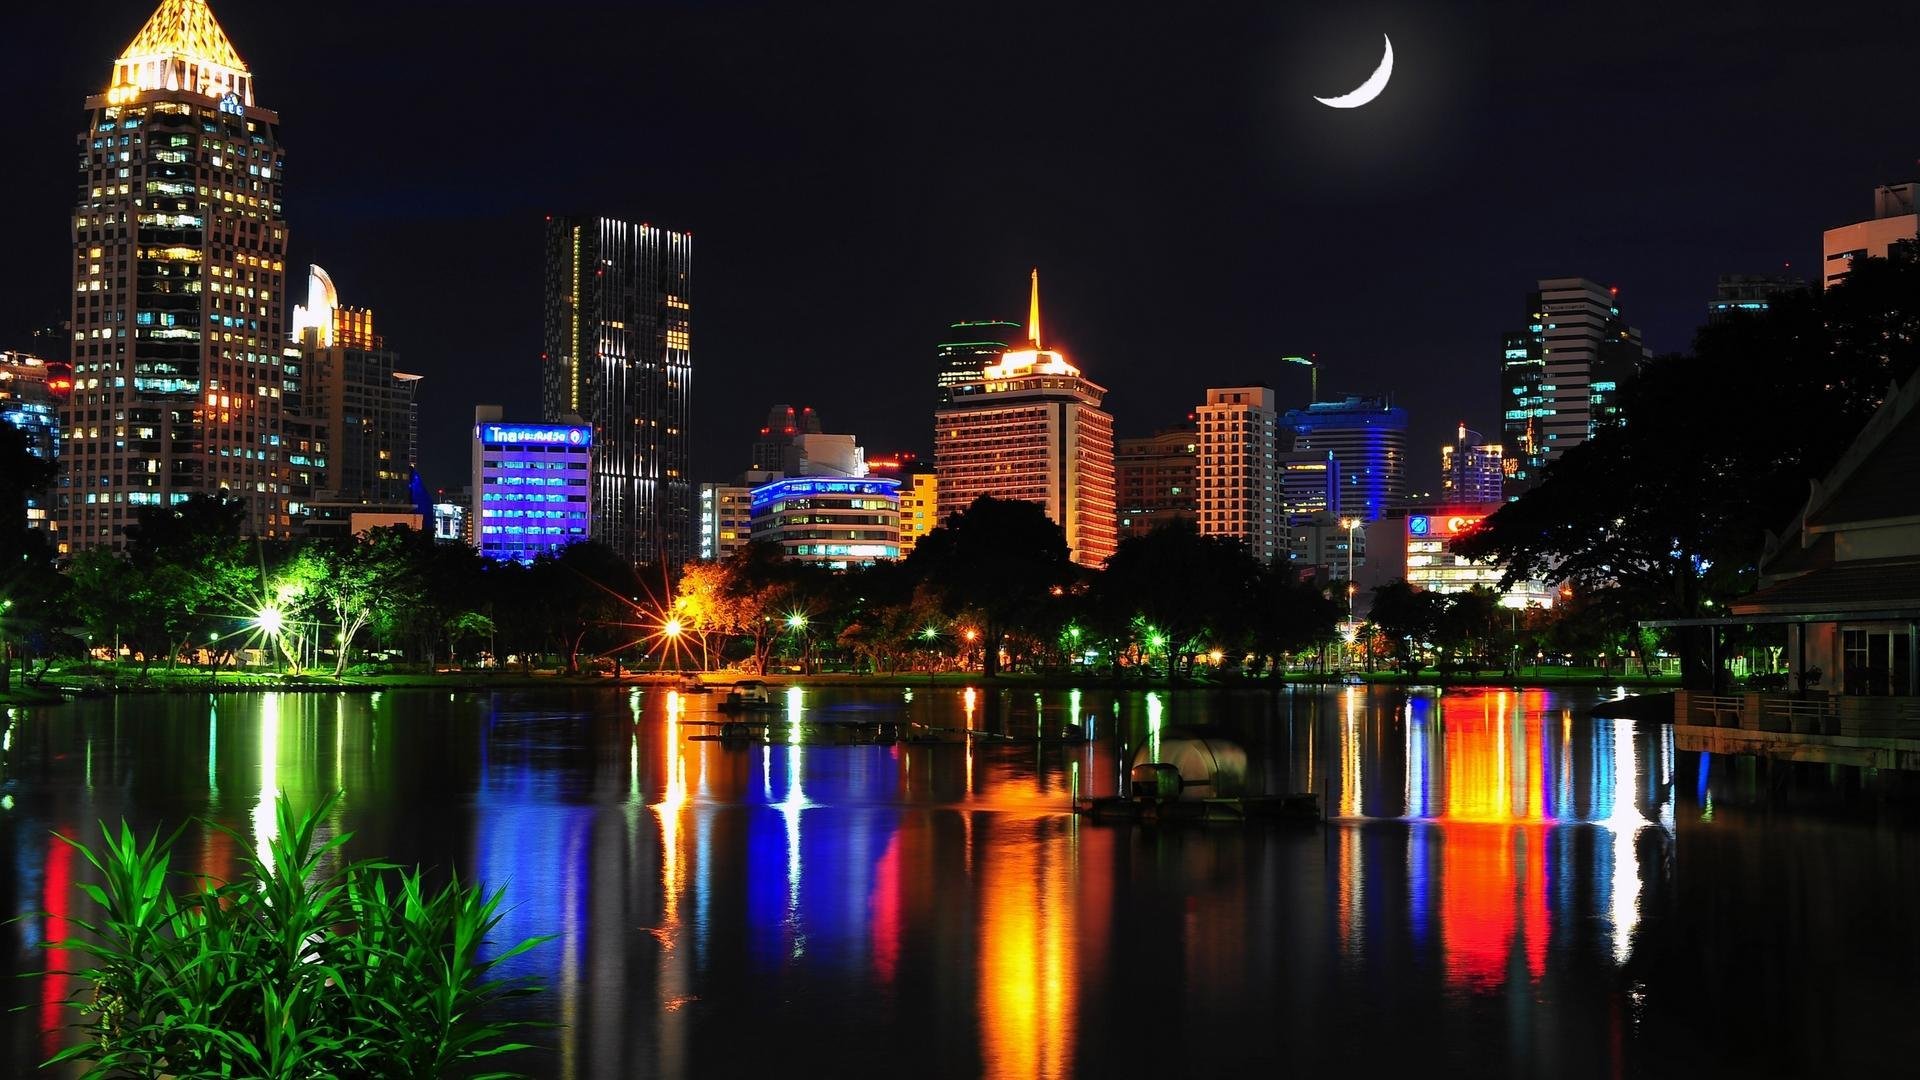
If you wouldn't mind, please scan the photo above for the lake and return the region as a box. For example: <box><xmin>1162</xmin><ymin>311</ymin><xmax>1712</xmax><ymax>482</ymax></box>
<box><xmin>3</xmin><ymin>685</ymin><xmax>1916</xmax><ymax>1077</ymax></box>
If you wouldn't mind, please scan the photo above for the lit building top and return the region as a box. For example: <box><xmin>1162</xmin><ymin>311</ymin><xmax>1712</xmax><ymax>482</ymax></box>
<box><xmin>981</xmin><ymin>269</ymin><xmax>1084</xmax><ymax>381</ymax></box>
<box><xmin>107</xmin><ymin>0</ymin><xmax>253</xmax><ymax>106</ymax></box>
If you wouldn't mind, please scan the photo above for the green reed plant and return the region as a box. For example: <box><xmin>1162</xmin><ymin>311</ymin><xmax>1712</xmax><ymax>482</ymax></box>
<box><xmin>38</xmin><ymin>792</ymin><xmax>552</xmax><ymax>1079</ymax></box>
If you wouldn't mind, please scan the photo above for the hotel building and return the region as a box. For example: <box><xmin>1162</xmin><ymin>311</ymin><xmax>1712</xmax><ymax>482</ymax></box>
<box><xmin>542</xmin><ymin>216</ymin><xmax>693</xmax><ymax>567</ymax></box>
<box><xmin>934</xmin><ymin>271</ymin><xmax>1117</xmax><ymax>568</ymax></box>
<box><xmin>1197</xmin><ymin>386</ymin><xmax>1282</xmax><ymax>563</ymax></box>
<box><xmin>60</xmin><ymin>0</ymin><xmax>294</xmax><ymax>553</ymax></box>
<box><xmin>471</xmin><ymin>405</ymin><xmax>591</xmax><ymax>564</ymax></box>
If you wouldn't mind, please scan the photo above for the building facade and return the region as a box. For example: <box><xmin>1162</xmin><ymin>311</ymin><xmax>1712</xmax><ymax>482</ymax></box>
<box><xmin>1500</xmin><ymin>278</ymin><xmax>1647</xmax><ymax>499</ymax></box>
<box><xmin>896</xmin><ymin>469</ymin><xmax>938</xmax><ymax>557</ymax></box>
<box><xmin>471</xmin><ymin>406</ymin><xmax>591</xmax><ymax>564</ymax></box>
<box><xmin>1822</xmin><ymin>182</ymin><xmax>1918</xmax><ymax>290</ymax></box>
<box><xmin>288</xmin><ymin>265</ymin><xmax>420</xmax><ymax>509</ymax></box>
<box><xmin>60</xmin><ymin>0</ymin><xmax>294</xmax><ymax>554</ymax></box>
<box><xmin>936</xmin><ymin>320</ymin><xmax>1022</xmax><ymax>404</ymax></box>
<box><xmin>933</xmin><ymin>272</ymin><xmax>1117</xmax><ymax>569</ymax></box>
<box><xmin>1</xmin><ymin>352</ymin><xmax>71</xmax><ymax>535</ymax></box>
<box><xmin>749</xmin><ymin>477</ymin><xmax>901</xmax><ymax>568</ymax></box>
<box><xmin>750</xmin><ymin>404</ymin><xmax>821</xmax><ymax>472</ymax></box>
<box><xmin>1197</xmin><ymin>386</ymin><xmax>1282</xmax><ymax>563</ymax></box>
<box><xmin>542</xmin><ymin>215</ymin><xmax>693</xmax><ymax>567</ymax></box>
<box><xmin>1279</xmin><ymin>449</ymin><xmax>1340</xmax><ymax>523</ymax></box>
<box><xmin>1115</xmin><ymin>423</ymin><xmax>1197</xmax><ymax>537</ymax></box>
<box><xmin>698</xmin><ymin>482</ymin><xmax>752</xmax><ymax>561</ymax></box>
<box><xmin>1285</xmin><ymin>395</ymin><xmax>1407</xmax><ymax>522</ymax></box>
<box><xmin>1441</xmin><ymin>423</ymin><xmax>1504</xmax><ymax>504</ymax></box>
<box><xmin>1707</xmin><ymin>273</ymin><xmax>1804</xmax><ymax>323</ymax></box>
<box><xmin>1406</xmin><ymin>505</ymin><xmax>1556</xmax><ymax>608</ymax></box>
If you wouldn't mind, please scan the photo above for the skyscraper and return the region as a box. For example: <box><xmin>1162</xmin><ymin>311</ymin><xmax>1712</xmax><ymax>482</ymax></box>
<box><xmin>542</xmin><ymin>216</ymin><xmax>693</xmax><ymax>567</ymax></box>
<box><xmin>934</xmin><ymin>271</ymin><xmax>1117</xmax><ymax>568</ymax></box>
<box><xmin>1499</xmin><ymin>278</ymin><xmax>1647</xmax><ymax>499</ymax></box>
<box><xmin>472</xmin><ymin>405</ymin><xmax>591</xmax><ymax>564</ymax></box>
<box><xmin>289</xmin><ymin>265</ymin><xmax>421</xmax><ymax>508</ymax></box>
<box><xmin>1285</xmin><ymin>395</ymin><xmax>1407</xmax><ymax>522</ymax></box>
<box><xmin>1440</xmin><ymin>423</ymin><xmax>1503</xmax><ymax>504</ymax></box>
<box><xmin>750</xmin><ymin>404</ymin><xmax>822</xmax><ymax>472</ymax></box>
<box><xmin>1822</xmin><ymin>182</ymin><xmax>1919</xmax><ymax>289</ymax></box>
<box><xmin>936</xmin><ymin>320</ymin><xmax>1022</xmax><ymax>404</ymax></box>
<box><xmin>60</xmin><ymin>0</ymin><xmax>292</xmax><ymax>554</ymax></box>
<box><xmin>1</xmin><ymin>352</ymin><xmax>70</xmax><ymax>535</ymax></box>
<box><xmin>1196</xmin><ymin>386</ymin><xmax>1283</xmax><ymax>563</ymax></box>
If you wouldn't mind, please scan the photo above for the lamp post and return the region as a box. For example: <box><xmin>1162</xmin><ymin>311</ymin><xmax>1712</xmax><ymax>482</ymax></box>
<box><xmin>1339</xmin><ymin>517</ymin><xmax>1361</xmax><ymax>622</ymax></box>
<box><xmin>1283</xmin><ymin>354</ymin><xmax>1318</xmax><ymax>404</ymax></box>
<box><xmin>661</xmin><ymin>617</ymin><xmax>683</xmax><ymax>674</ymax></box>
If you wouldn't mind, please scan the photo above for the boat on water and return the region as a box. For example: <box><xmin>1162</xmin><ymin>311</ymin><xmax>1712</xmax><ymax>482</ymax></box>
<box><xmin>676</xmin><ymin>674</ymin><xmax>713</xmax><ymax>695</ymax></box>
<box><xmin>719</xmin><ymin>679</ymin><xmax>782</xmax><ymax>711</ymax></box>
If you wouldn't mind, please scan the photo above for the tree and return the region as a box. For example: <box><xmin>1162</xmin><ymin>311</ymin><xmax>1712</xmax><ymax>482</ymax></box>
<box><xmin>1365</xmin><ymin>580</ymin><xmax>1445</xmax><ymax>673</ymax></box>
<box><xmin>530</xmin><ymin>542</ymin><xmax>641</xmax><ymax>675</ymax></box>
<box><xmin>280</xmin><ymin>526</ymin><xmax>427</xmax><ymax>677</ymax></box>
<box><xmin>111</xmin><ymin>495</ymin><xmax>256</xmax><ymax>673</ymax></box>
<box><xmin>0</xmin><ymin>420</ymin><xmax>60</xmax><ymax>693</ymax></box>
<box><xmin>1246</xmin><ymin>569</ymin><xmax>1343</xmax><ymax>675</ymax></box>
<box><xmin>908</xmin><ymin>497</ymin><xmax>1074</xmax><ymax>677</ymax></box>
<box><xmin>1092</xmin><ymin>520</ymin><xmax>1263</xmax><ymax>679</ymax></box>
<box><xmin>1455</xmin><ymin>253</ymin><xmax>1920</xmax><ymax>688</ymax></box>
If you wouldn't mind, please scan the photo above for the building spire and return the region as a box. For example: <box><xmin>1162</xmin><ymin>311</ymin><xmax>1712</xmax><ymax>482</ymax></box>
<box><xmin>1028</xmin><ymin>267</ymin><xmax>1042</xmax><ymax>348</ymax></box>
<box><xmin>108</xmin><ymin>0</ymin><xmax>252</xmax><ymax>105</ymax></box>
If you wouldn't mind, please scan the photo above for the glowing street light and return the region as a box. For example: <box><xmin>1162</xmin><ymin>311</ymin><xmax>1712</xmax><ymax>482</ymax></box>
<box><xmin>663</xmin><ymin>618</ymin><xmax>684</xmax><ymax>640</ymax></box>
<box><xmin>786</xmin><ymin>613</ymin><xmax>809</xmax><ymax>631</ymax></box>
<box><xmin>922</xmin><ymin>625</ymin><xmax>939</xmax><ymax>642</ymax></box>
<box><xmin>254</xmin><ymin>605</ymin><xmax>285</xmax><ymax>637</ymax></box>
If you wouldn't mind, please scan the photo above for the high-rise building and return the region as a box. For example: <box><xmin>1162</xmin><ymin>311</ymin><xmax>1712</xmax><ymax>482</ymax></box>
<box><xmin>1706</xmin><ymin>273</ymin><xmax>1804</xmax><ymax>324</ymax></box>
<box><xmin>895</xmin><ymin>469</ymin><xmax>938</xmax><ymax>557</ymax></box>
<box><xmin>1</xmin><ymin>352</ymin><xmax>71</xmax><ymax>535</ymax></box>
<box><xmin>1441</xmin><ymin>423</ymin><xmax>1504</xmax><ymax>504</ymax></box>
<box><xmin>750</xmin><ymin>404</ymin><xmax>822</xmax><ymax>472</ymax></box>
<box><xmin>749</xmin><ymin>477</ymin><xmax>901</xmax><ymax>568</ymax></box>
<box><xmin>937</xmin><ymin>320</ymin><xmax>1022</xmax><ymax>404</ymax></box>
<box><xmin>1196</xmin><ymin>386</ymin><xmax>1283</xmax><ymax>563</ymax></box>
<box><xmin>1284</xmin><ymin>395</ymin><xmax>1407</xmax><ymax>522</ymax></box>
<box><xmin>1823</xmin><ymin>182</ymin><xmax>1919</xmax><ymax>289</ymax></box>
<box><xmin>288</xmin><ymin>265</ymin><xmax>421</xmax><ymax>509</ymax></box>
<box><xmin>472</xmin><ymin>405</ymin><xmax>591</xmax><ymax>564</ymax></box>
<box><xmin>1279</xmin><ymin>449</ymin><xmax>1339</xmax><ymax>523</ymax></box>
<box><xmin>59</xmin><ymin>0</ymin><xmax>293</xmax><ymax>554</ymax></box>
<box><xmin>698</xmin><ymin>482</ymin><xmax>752</xmax><ymax>561</ymax></box>
<box><xmin>542</xmin><ymin>215</ymin><xmax>693</xmax><ymax>567</ymax></box>
<box><xmin>1115</xmin><ymin>423</ymin><xmax>1197</xmax><ymax>537</ymax></box>
<box><xmin>1499</xmin><ymin>278</ymin><xmax>1647</xmax><ymax>499</ymax></box>
<box><xmin>934</xmin><ymin>271</ymin><xmax>1117</xmax><ymax>568</ymax></box>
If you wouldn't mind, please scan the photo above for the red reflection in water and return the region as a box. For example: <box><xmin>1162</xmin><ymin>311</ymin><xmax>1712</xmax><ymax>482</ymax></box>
<box><xmin>40</xmin><ymin>829</ymin><xmax>73</xmax><ymax>1060</ymax></box>
<box><xmin>870</xmin><ymin>832</ymin><xmax>902</xmax><ymax>983</ymax></box>
<box><xmin>1436</xmin><ymin>691</ymin><xmax>1550</xmax><ymax>989</ymax></box>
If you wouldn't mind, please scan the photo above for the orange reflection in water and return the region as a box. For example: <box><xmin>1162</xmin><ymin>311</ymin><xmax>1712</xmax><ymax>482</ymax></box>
<box><xmin>977</xmin><ymin>827</ymin><xmax>1080</xmax><ymax>1080</ymax></box>
<box><xmin>1437</xmin><ymin>692</ymin><xmax>1551</xmax><ymax>989</ymax></box>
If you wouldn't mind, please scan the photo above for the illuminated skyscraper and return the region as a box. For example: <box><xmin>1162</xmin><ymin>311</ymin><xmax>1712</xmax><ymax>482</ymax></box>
<box><xmin>1</xmin><ymin>352</ymin><xmax>70</xmax><ymax>535</ymax></box>
<box><xmin>937</xmin><ymin>320</ymin><xmax>1022</xmax><ymax>404</ymax></box>
<box><xmin>1196</xmin><ymin>387</ymin><xmax>1283</xmax><ymax>563</ymax></box>
<box><xmin>289</xmin><ymin>265</ymin><xmax>421</xmax><ymax>509</ymax></box>
<box><xmin>472</xmin><ymin>405</ymin><xmax>591</xmax><ymax>564</ymax></box>
<box><xmin>934</xmin><ymin>271</ymin><xmax>1117</xmax><ymax>568</ymax></box>
<box><xmin>1285</xmin><ymin>395</ymin><xmax>1407</xmax><ymax>522</ymax></box>
<box><xmin>1440</xmin><ymin>423</ymin><xmax>1503</xmax><ymax>504</ymax></box>
<box><xmin>542</xmin><ymin>216</ymin><xmax>693</xmax><ymax>567</ymax></box>
<box><xmin>59</xmin><ymin>0</ymin><xmax>292</xmax><ymax>554</ymax></box>
<box><xmin>1500</xmin><ymin>278</ymin><xmax>1647</xmax><ymax>499</ymax></box>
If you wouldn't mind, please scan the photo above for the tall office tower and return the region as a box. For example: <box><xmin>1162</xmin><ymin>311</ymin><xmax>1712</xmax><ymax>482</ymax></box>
<box><xmin>1499</xmin><ymin>278</ymin><xmax>1647</xmax><ymax>499</ymax></box>
<box><xmin>1440</xmin><ymin>423</ymin><xmax>1504</xmax><ymax>504</ymax></box>
<box><xmin>1279</xmin><ymin>449</ymin><xmax>1339</xmax><ymax>521</ymax></box>
<box><xmin>60</xmin><ymin>0</ymin><xmax>291</xmax><ymax>555</ymax></box>
<box><xmin>1115</xmin><ymin>423</ymin><xmax>1198</xmax><ymax>537</ymax></box>
<box><xmin>1284</xmin><ymin>395</ymin><xmax>1407</xmax><ymax>522</ymax></box>
<box><xmin>750</xmin><ymin>404</ymin><xmax>822</xmax><ymax>472</ymax></box>
<box><xmin>289</xmin><ymin>265</ymin><xmax>421</xmax><ymax>507</ymax></box>
<box><xmin>1823</xmin><ymin>182</ymin><xmax>1919</xmax><ymax>289</ymax></box>
<box><xmin>542</xmin><ymin>216</ymin><xmax>693</xmax><ymax>567</ymax></box>
<box><xmin>1</xmin><ymin>352</ymin><xmax>72</xmax><ymax>534</ymax></box>
<box><xmin>936</xmin><ymin>320</ymin><xmax>1022</xmax><ymax>404</ymax></box>
<box><xmin>1706</xmin><ymin>273</ymin><xmax>1804</xmax><ymax>324</ymax></box>
<box><xmin>697</xmin><ymin>482</ymin><xmax>752</xmax><ymax>561</ymax></box>
<box><xmin>1196</xmin><ymin>387</ymin><xmax>1283</xmax><ymax>563</ymax></box>
<box><xmin>934</xmin><ymin>271</ymin><xmax>1117</xmax><ymax>568</ymax></box>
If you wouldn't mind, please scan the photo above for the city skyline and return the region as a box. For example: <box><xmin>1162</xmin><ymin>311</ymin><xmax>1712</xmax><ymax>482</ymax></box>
<box><xmin>3</xmin><ymin>0</ymin><xmax>1912</xmax><ymax>494</ymax></box>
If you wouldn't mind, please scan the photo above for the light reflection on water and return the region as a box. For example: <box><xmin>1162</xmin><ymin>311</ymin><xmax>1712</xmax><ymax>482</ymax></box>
<box><xmin>2</xmin><ymin>685</ymin><xmax>1913</xmax><ymax>1077</ymax></box>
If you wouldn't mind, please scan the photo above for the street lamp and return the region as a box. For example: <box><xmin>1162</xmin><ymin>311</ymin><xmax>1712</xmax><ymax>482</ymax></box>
<box><xmin>254</xmin><ymin>605</ymin><xmax>285</xmax><ymax>638</ymax></box>
<box><xmin>1339</xmin><ymin>517</ymin><xmax>1361</xmax><ymax>623</ymax></box>
<box><xmin>1283</xmin><ymin>354</ymin><xmax>1318</xmax><ymax>403</ymax></box>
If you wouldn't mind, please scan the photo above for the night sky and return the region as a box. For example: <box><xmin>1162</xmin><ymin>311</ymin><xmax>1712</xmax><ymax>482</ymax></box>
<box><xmin>6</xmin><ymin>1</ymin><xmax>1917</xmax><ymax>494</ymax></box>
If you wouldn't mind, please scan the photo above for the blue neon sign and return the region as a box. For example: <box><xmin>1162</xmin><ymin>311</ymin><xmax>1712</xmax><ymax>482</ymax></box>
<box><xmin>1408</xmin><ymin>515</ymin><xmax>1431</xmax><ymax>537</ymax></box>
<box><xmin>750</xmin><ymin>477</ymin><xmax>900</xmax><ymax>512</ymax></box>
<box><xmin>480</xmin><ymin>424</ymin><xmax>591</xmax><ymax>448</ymax></box>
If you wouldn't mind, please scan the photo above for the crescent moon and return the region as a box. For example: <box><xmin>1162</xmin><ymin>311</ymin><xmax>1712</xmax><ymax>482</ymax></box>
<box><xmin>1315</xmin><ymin>35</ymin><xmax>1393</xmax><ymax>109</ymax></box>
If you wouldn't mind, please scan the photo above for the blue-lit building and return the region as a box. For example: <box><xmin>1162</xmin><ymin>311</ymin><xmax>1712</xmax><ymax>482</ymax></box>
<box><xmin>1</xmin><ymin>352</ymin><xmax>68</xmax><ymax>534</ymax></box>
<box><xmin>749</xmin><ymin>477</ymin><xmax>900</xmax><ymax>568</ymax></box>
<box><xmin>1284</xmin><ymin>395</ymin><xmax>1407</xmax><ymax>522</ymax></box>
<box><xmin>471</xmin><ymin>406</ymin><xmax>591</xmax><ymax>564</ymax></box>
